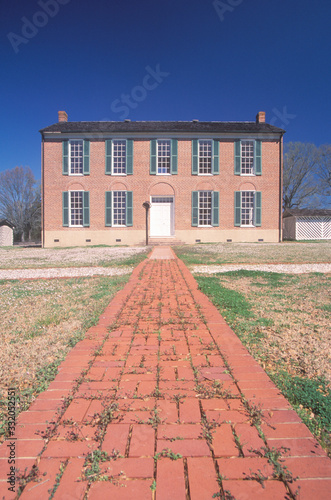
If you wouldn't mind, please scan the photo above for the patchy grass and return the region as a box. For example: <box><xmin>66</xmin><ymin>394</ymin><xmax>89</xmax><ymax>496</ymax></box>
<box><xmin>196</xmin><ymin>270</ymin><xmax>331</xmax><ymax>454</ymax></box>
<box><xmin>270</xmin><ymin>371</ymin><xmax>331</xmax><ymax>451</ymax></box>
<box><xmin>175</xmin><ymin>241</ymin><xmax>331</xmax><ymax>265</ymax></box>
<box><xmin>0</xmin><ymin>275</ymin><xmax>129</xmax><ymax>441</ymax></box>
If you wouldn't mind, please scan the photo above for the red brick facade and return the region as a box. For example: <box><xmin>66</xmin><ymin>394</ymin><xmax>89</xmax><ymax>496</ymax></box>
<box><xmin>41</xmin><ymin>113</ymin><xmax>284</xmax><ymax>247</ymax></box>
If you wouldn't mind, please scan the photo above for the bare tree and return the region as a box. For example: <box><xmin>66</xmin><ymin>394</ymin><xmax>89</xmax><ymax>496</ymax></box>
<box><xmin>283</xmin><ymin>142</ymin><xmax>320</xmax><ymax>210</ymax></box>
<box><xmin>317</xmin><ymin>144</ymin><xmax>331</xmax><ymax>204</ymax></box>
<box><xmin>0</xmin><ymin>166</ymin><xmax>41</xmax><ymax>242</ymax></box>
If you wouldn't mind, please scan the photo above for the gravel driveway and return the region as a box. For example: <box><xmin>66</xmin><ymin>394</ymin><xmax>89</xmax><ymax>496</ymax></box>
<box><xmin>0</xmin><ymin>262</ymin><xmax>330</xmax><ymax>280</ymax></box>
<box><xmin>0</xmin><ymin>266</ymin><xmax>133</xmax><ymax>280</ymax></box>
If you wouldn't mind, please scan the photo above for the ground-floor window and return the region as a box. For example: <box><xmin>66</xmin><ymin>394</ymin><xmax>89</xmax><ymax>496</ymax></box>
<box><xmin>113</xmin><ymin>191</ymin><xmax>126</xmax><ymax>226</ymax></box>
<box><xmin>199</xmin><ymin>191</ymin><xmax>212</xmax><ymax>226</ymax></box>
<box><xmin>241</xmin><ymin>191</ymin><xmax>255</xmax><ymax>226</ymax></box>
<box><xmin>105</xmin><ymin>191</ymin><xmax>133</xmax><ymax>227</ymax></box>
<box><xmin>70</xmin><ymin>191</ymin><xmax>83</xmax><ymax>226</ymax></box>
<box><xmin>235</xmin><ymin>191</ymin><xmax>262</xmax><ymax>227</ymax></box>
<box><xmin>62</xmin><ymin>191</ymin><xmax>90</xmax><ymax>227</ymax></box>
<box><xmin>192</xmin><ymin>191</ymin><xmax>219</xmax><ymax>227</ymax></box>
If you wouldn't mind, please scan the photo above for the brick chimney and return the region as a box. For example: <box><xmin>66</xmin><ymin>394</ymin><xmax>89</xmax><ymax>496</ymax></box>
<box><xmin>256</xmin><ymin>111</ymin><xmax>266</xmax><ymax>124</ymax></box>
<box><xmin>58</xmin><ymin>111</ymin><xmax>68</xmax><ymax>122</ymax></box>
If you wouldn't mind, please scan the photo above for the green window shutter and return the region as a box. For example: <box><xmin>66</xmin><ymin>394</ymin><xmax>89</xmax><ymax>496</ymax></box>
<box><xmin>105</xmin><ymin>140</ymin><xmax>112</xmax><ymax>175</ymax></box>
<box><xmin>255</xmin><ymin>140</ymin><xmax>262</xmax><ymax>175</ymax></box>
<box><xmin>255</xmin><ymin>191</ymin><xmax>262</xmax><ymax>226</ymax></box>
<box><xmin>212</xmin><ymin>191</ymin><xmax>219</xmax><ymax>226</ymax></box>
<box><xmin>83</xmin><ymin>140</ymin><xmax>90</xmax><ymax>175</ymax></box>
<box><xmin>126</xmin><ymin>139</ymin><xmax>133</xmax><ymax>175</ymax></box>
<box><xmin>62</xmin><ymin>141</ymin><xmax>69</xmax><ymax>175</ymax></box>
<box><xmin>234</xmin><ymin>140</ymin><xmax>241</xmax><ymax>175</ymax></box>
<box><xmin>150</xmin><ymin>139</ymin><xmax>157</xmax><ymax>175</ymax></box>
<box><xmin>171</xmin><ymin>139</ymin><xmax>178</xmax><ymax>175</ymax></box>
<box><xmin>192</xmin><ymin>139</ymin><xmax>199</xmax><ymax>175</ymax></box>
<box><xmin>105</xmin><ymin>191</ymin><xmax>112</xmax><ymax>226</ymax></box>
<box><xmin>126</xmin><ymin>191</ymin><xmax>133</xmax><ymax>226</ymax></box>
<box><xmin>212</xmin><ymin>140</ymin><xmax>220</xmax><ymax>175</ymax></box>
<box><xmin>192</xmin><ymin>191</ymin><xmax>199</xmax><ymax>227</ymax></box>
<box><xmin>62</xmin><ymin>192</ymin><xmax>69</xmax><ymax>226</ymax></box>
<box><xmin>83</xmin><ymin>191</ymin><xmax>90</xmax><ymax>227</ymax></box>
<box><xmin>234</xmin><ymin>191</ymin><xmax>241</xmax><ymax>226</ymax></box>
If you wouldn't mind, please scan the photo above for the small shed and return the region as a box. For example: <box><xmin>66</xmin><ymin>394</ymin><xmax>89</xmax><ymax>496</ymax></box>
<box><xmin>0</xmin><ymin>219</ymin><xmax>15</xmax><ymax>246</ymax></box>
<box><xmin>283</xmin><ymin>209</ymin><xmax>331</xmax><ymax>240</ymax></box>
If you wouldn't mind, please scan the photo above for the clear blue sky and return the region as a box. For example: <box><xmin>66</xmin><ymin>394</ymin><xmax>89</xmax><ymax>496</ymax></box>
<box><xmin>1</xmin><ymin>0</ymin><xmax>330</xmax><ymax>181</ymax></box>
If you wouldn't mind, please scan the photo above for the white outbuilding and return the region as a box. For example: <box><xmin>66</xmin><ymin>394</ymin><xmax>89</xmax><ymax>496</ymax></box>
<box><xmin>0</xmin><ymin>219</ymin><xmax>15</xmax><ymax>246</ymax></box>
<box><xmin>283</xmin><ymin>209</ymin><xmax>331</xmax><ymax>240</ymax></box>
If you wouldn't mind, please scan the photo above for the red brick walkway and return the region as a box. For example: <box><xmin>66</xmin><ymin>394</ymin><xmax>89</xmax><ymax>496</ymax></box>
<box><xmin>1</xmin><ymin>247</ymin><xmax>330</xmax><ymax>499</ymax></box>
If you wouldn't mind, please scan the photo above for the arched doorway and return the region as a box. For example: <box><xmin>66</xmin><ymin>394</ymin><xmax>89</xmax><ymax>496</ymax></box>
<box><xmin>149</xmin><ymin>183</ymin><xmax>175</xmax><ymax>237</ymax></box>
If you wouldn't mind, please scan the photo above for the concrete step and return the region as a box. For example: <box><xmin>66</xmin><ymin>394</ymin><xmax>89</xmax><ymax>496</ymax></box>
<box><xmin>145</xmin><ymin>238</ymin><xmax>185</xmax><ymax>246</ymax></box>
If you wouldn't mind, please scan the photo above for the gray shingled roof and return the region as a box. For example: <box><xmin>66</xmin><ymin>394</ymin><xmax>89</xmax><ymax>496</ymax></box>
<box><xmin>40</xmin><ymin>121</ymin><xmax>285</xmax><ymax>135</ymax></box>
<box><xmin>283</xmin><ymin>209</ymin><xmax>331</xmax><ymax>218</ymax></box>
<box><xmin>0</xmin><ymin>219</ymin><xmax>15</xmax><ymax>229</ymax></box>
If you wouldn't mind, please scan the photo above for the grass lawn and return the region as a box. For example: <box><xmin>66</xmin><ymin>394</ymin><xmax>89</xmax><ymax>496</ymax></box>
<box><xmin>175</xmin><ymin>240</ymin><xmax>331</xmax><ymax>265</ymax></box>
<box><xmin>0</xmin><ymin>250</ymin><xmax>149</xmax><ymax>441</ymax></box>
<box><xmin>175</xmin><ymin>243</ymin><xmax>331</xmax><ymax>455</ymax></box>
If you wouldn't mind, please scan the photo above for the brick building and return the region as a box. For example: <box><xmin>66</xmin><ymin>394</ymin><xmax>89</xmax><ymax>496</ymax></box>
<box><xmin>40</xmin><ymin>111</ymin><xmax>285</xmax><ymax>247</ymax></box>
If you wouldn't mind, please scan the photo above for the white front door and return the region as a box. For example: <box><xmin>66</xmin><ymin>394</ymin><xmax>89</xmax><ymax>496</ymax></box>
<box><xmin>150</xmin><ymin>196</ymin><xmax>174</xmax><ymax>237</ymax></box>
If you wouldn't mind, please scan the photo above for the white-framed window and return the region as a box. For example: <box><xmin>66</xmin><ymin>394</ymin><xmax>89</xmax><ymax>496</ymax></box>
<box><xmin>63</xmin><ymin>190</ymin><xmax>89</xmax><ymax>227</ymax></box>
<box><xmin>112</xmin><ymin>140</ymin><xmax>126</xmax><ymax>175</ymax></box>
<box><xmin>70</xmin><ymin>191</ymin><xmax>83</xmax><ymax>226</ymax></box>
<box><xmin>199</xmin><ymin>191</ymin><xmax>212</xmax><ymax>226</ymax></box>
<box><xmin>113</xmin><ymin>191</ymin><xmax>126</xmax><ymax>226</ymax></box>
<box><xmin>157</xmin><ymin>139</ymin><xmax>171</xmax><ymax>174</ymax></box>
<box><xmin>70</xmin><ymin>140</ymin><xmax>83</xmax><ymax>175</ymax></box>
<box><xmin>192</xmin><ymin>191</ymin><xmax>219</xmax><ymax>227</ymax></box>
<box><xmin>234</xmin><ymin>190</ymin><xmax>261</xmax><ymax>227</ymax></box>
<box><xmin>199</xmin><ymin>140</ymin><xmax>212</xmax><ymax>174</ymax></box>
<box><xmin>241</xmin><ymin>140</ymin><xmax>254</xmax><ymax>175</ymax></box>
<box><xmin>105</xmin><ymin>191</ymin><xmax>133</xmax><ymax>227</ymax></box>
<box><xmin>241</xmin><ymin>191</ymin><xmax>255</xmax><ymax>226</ymax></box>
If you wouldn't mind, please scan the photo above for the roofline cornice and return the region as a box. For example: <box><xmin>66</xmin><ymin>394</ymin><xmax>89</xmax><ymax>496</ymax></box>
<box><xmin>41</xmin><ymin>131</ymin><xmax>284</xmax><ymax>140</ymax></box>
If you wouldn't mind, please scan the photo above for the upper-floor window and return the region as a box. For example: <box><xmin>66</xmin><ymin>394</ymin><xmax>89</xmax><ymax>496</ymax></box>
<box><xmin>234</xmin><ymin>139</ymin><xmax>262</xmax><ymax>176</ymax></box>
<box><xmin>158</xmin><ymin>140</ymin><xmax>171</xmax><ymax>174</ymax></box>
<box><xmin>199</xmin><ymin>140</ymin><xmax>212</xmax><ymax>174</ymax></box>
<box><xmin>105</xmin><ymin>139</ymin><xmax>133</xmax><ymax>175</ymax></box>
<box><xmin>70</xmin><ymin>140</ymin><xmax>83</xmax><ymax>174</ymax></box>
<box><xmin>112</xmin><ymin>140</ymin><xmax>126</xmax><ymax>175</ymax></box>
<box><xmin>62</xmin><ymin>140</ymin><xmax>90</xmax><ymax>176</ymax></box>
<box><xmin>150</xmin><ymin>139</ymin><xmax>178</xmax><ymax>175</ymax></box>
<box><xmin>192</xmin><ymin>139</ymin><xmax>219</xmax><ymax>175</ymax></box>
<box><xmin>241</xmin><ymin>140</ymin><xmax>254</xmax><ymax>175</ymax></box>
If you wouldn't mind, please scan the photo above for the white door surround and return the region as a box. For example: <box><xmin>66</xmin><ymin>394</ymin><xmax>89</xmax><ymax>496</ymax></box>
<box><xmin>150</xmin><ymin>196</ymin><xmax>174</xmax><ymax>237</ymax></box>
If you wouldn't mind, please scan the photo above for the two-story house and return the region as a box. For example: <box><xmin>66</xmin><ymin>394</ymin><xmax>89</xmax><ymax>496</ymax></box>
<box><xmin>40</xmin><ymin>111</ymin><xmax>284</xmax><ymax>247</ymax></box>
